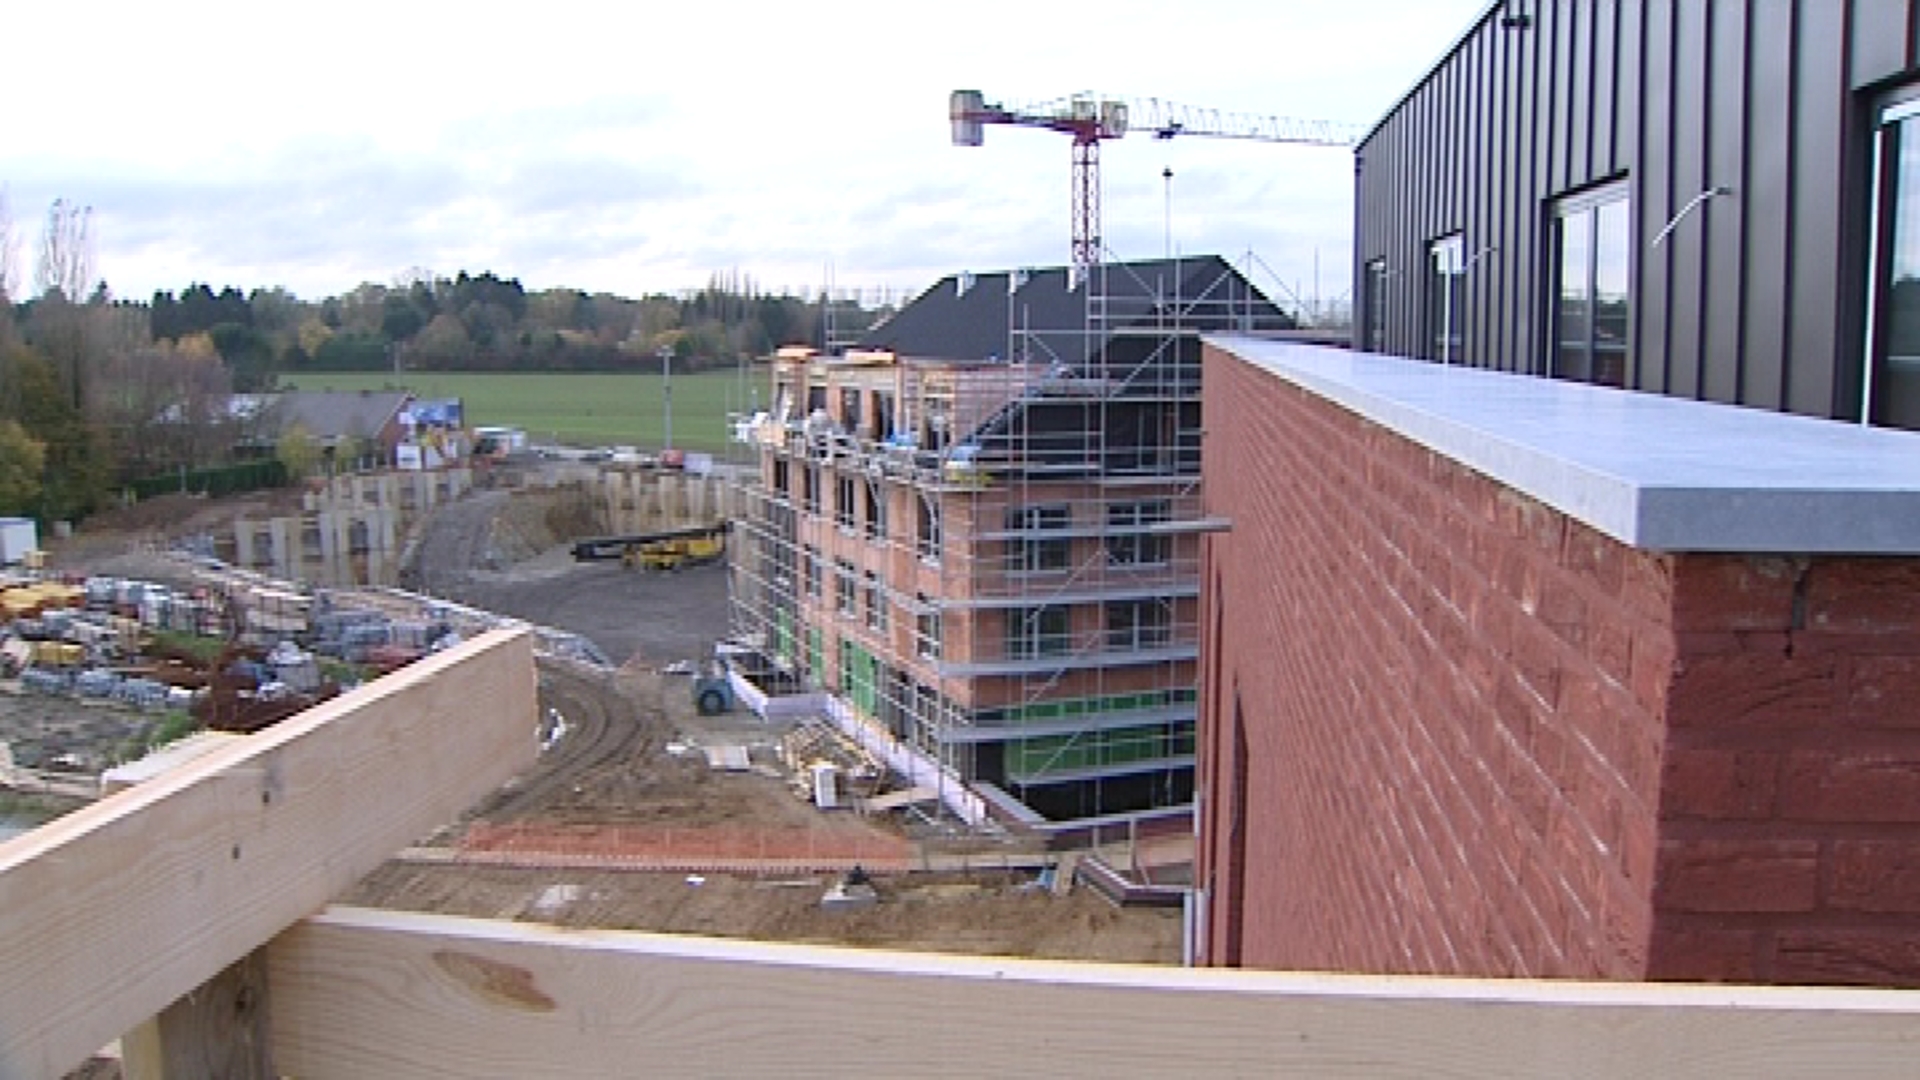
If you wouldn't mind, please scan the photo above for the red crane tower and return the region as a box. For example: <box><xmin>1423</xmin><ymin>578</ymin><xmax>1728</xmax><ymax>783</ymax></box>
<box><xmin>949</xmin><ymin>90</ymin><xmax>1359</xmax><ymax>272</ymax></box>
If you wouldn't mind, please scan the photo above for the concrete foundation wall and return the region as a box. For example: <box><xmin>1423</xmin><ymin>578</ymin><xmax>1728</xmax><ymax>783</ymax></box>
<box><xmin>592</xmin><ymin>469</ymin><xmax>742</xmax><ymax>535</ymax></box>
<box><xmin>227</xmin><ymin>469</ymin><xmax>473</xmax><ymax>587</ymax></box>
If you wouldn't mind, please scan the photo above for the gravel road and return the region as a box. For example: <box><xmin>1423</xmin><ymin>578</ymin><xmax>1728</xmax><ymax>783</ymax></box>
<box><xmin>404</xmin><ymin>485</ymin><xmax>733</xmax><ymax>668</ymax></box>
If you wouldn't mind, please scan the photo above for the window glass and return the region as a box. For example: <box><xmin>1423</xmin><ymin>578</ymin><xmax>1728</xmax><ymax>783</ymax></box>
<box><xmin>1876</xmin><ymin>104</ymin><xmax>1920</xmax><ymax>429</ymax></box>
<box><xmin>1427</xmin><ymin>235</ymin><xmax>1465</xmax><ymax>363</ymax></box>
<box><xmin>1008</xmin><ymin>605</ymin><xmax>1070</xmax><ymax>659</ymax></box>
<box><xmin>1551</xmin><ymin>184</ymin><xmax>1630</xmax><ymax>388</ymax></box>
<box><xmin>1555</xmin><ymin>209</ymin><xmax>1594</xmax><ymax>382</ymax></box>
<box><xmin>1593</xmin><ymin>199</ymin><xmax>1631</xmax><ymax>387</ymax></box>
<box><xmin>1007</xmin><ymin>505</ymin><xmax>1070</xmax><ymax>573</ymax></box>
<box><xmin>1365</xmin><ymin>258</ymin><xmax>1389</xmax><ymax>353</ymax></box>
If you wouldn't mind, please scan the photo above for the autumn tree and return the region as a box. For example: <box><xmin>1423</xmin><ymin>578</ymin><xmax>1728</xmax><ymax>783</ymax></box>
<box><xmin>275</xmin><ymin>423</ymin><xmax>322</xmax><ymax>482</ymax></box>
<box><xmin>0</xmin><ymin>419</ymin><xmax>44</xmax><ymax>515</ymax></box>
<box><xmin>0</xmin><ymin>343</ymin><xmax>107</xmax><ymax>522</ymax></box>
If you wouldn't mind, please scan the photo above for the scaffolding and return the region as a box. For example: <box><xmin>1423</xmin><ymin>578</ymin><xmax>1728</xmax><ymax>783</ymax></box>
<box><xmin>729</xmin><ymin>256</ymin><xmax>1292</xmax><ymax>825</ymax></box>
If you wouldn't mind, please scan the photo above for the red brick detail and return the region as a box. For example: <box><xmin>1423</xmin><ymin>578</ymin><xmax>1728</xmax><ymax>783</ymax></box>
<box><xmin>1772</xmin><ymin>931</ymin><xmax>1920</xmax><ymax>988</ymax></box>
<box><xmin>1199</xmin><ymin>345</ymin><xmax>1920</xmax><ymax>987</ymax></box>
<box><xmin>1653</xmin><ymin>839</ymin><xmax>1819</xmax><ymax>914</ymax></box>
<box><xmin>1199</xmin><ymin>350</ymin><xmax>1663</xmax><ymax>980</ymax></box>
<box><xmin>1666</xmin><ymin>653</ymin><xmax>1839</xmax><ymax>730</ymax></box>
<box><xmin>1804</xmin><ymin>560</ymin><xmax>1920</xmax><ymax>634</ymax></box>
<box><xmin>1828</xmin><ymin>841</ymin><xmax>1920</xmax><ymax>912</ymax></box>
<box><xmin>1659</xmin><ymin>746</ymin><xmax>1779</xmax><ymax>820</ymax></box>
<box><xmin>1846</xmin><ymin>655</ymin><xmax>1920</xmax><ymax>726</ymax></box>
<box><xmin>1670</xmin><ymin>555</ymin><xmax>1799</xmax><ymax>633</ymax></box>
<box><xmin>1644</xmin><ymin>925</ymin><xmax>1760</xmax><ymax>983</ymax></box>
<box><xmin>1779</xmin><ymin>751</ymin><xmax>1920</xmax><ymax>823</ymax></box>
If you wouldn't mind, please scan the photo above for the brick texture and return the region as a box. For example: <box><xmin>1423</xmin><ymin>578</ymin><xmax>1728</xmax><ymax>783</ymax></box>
<box><xmin>1198</xmin><ymin>348</ymin><xmax>1664</xmax><ymax>979</ymax></box>
<box><xmin>1200</xmin><ymin>345</ymin><xmax>1920</xmax><ymax>988</ymax></box>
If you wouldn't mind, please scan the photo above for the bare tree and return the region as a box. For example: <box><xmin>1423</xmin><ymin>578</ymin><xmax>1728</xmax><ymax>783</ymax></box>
<box><xmin>28</xmin><ymin>198</ymin><xmax>100</xmax><ymax>410</ymax></box>
<box><xmin>34</xmin><ymin>198</ymin><xmax>94</xmax><ymax>302</ymax></box>
<box><xmin>0</xmin><ymin>186</ymin><xmax>19</xmax><ymax>305</ymax></box>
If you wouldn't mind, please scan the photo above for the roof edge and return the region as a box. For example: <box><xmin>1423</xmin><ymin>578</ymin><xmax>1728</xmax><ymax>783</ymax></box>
<box><xmin>1359</xmin><ymin>1</ymin><xmax>1504</xmax><ymax>147</ymax></box>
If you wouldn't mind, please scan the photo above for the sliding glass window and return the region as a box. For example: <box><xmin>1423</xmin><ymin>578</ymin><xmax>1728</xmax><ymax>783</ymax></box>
<box><xmin>1868</xmin><ymin>94</ymin><xmax>1920</xmax><ymax>430</ymax></box>
<box><xmin>1426</xmin><ymin>235</ymin><xmax>1465</xmax><ymax>364</ymax></box>
<box><xmin>1364</xmin><ymin>258</ymin><xmax>1389</xmax><ymax>354</ymax></box>
<box><xmin>1551</xmin><ymin>183</ymin><xmax>1631</xmax><ymax>387</ymax></box>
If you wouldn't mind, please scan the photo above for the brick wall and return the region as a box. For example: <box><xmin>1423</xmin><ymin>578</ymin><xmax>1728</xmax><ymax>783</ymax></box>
<box><xmin>1198</xmin><ymin>345</ymin><xmax>1920</xmax><ymax>987</ymax></box>
<box><xmin>1657</xmin><ymin>556</ymin><xmax>1920</xmax><ymax>984</ymax></box>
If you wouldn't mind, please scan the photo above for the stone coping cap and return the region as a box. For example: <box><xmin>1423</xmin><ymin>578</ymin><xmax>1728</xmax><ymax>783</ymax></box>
<box><xmin>1207</xmin><ymin>336</ymin><xmax>1920</xmax><ymax>554</ymax></box>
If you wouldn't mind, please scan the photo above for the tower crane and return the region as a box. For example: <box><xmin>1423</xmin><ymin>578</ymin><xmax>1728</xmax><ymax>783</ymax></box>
<box><xmin>949</xmin><ymin>89</ymin><xmax>1361</xmax><ymax>271</ymax></box>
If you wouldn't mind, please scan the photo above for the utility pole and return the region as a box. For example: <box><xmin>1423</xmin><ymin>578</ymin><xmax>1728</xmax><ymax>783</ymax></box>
<box><xmin>657</xmin><ymin>344</ymin><xmax>674</xmax><ymax>450</ymax></box>
<box><xmin>1162</xmin><ymin>167</ymin><xmax>1173</xmax><ymax>260</ymax></box>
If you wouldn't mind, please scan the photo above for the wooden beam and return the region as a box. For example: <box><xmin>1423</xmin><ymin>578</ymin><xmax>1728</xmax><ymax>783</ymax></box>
<box><xmin>0</xmin><ymin>629</ymin><xmax>538</xmax><ymax>1079</ymax></box>
<box><xmin>120</xmin><ymin>952</ymin><xmax>272</xmax><ymax>1080</ymax></box>
<box><xmin>272</xmin><ymin>906</ymin><xmax>1920</xmax><ymax>1079</ymax></box>
<box><xmin>103</xmin><ymin>732</ymin><xmax>270</xmax><ymax>1080</ymax></box>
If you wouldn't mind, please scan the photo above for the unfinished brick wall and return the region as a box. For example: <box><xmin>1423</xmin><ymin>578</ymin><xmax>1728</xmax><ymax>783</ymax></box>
<box><xmin>1198</xmin><ymin>345</ymin><xmax>1920</xmax><ymax>987</ymax></box>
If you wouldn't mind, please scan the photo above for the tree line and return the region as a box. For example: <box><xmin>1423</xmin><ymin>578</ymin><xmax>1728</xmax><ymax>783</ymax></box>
<box><xmin>0</xmin><ymin>191</ymin><xmax>896</xmax><ymax>526</ymax></box>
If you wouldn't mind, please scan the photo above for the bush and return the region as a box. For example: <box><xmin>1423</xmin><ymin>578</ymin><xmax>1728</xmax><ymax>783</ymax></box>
<box><xmin>127</xmin><ymin>458</ymin><xmax>289</xmax><ymax>501</ymax></box>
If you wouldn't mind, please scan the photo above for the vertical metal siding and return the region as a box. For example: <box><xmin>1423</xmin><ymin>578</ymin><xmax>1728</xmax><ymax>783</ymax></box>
<box><xmin>1638</xmin><ymin>0</ymin><xmax>1676</xmax><ymax>394</ymax></box>
<box><xmin>1490</xmin><ymin>24</ymin><xmax>1513</xmax><ymax>370</ymax></box>
<box><xmin>1786</xmin><ymin>1</ymin><xmax>1849</xmax><ymax>416</ymax></box>
<box><xmin>1853</xmin><ymin>0</ymin><xmax>1911</xmax><ymax>87</ymax></box>
<box><xmin>1352</xmin><ymin>0</ymin><xmax>1920</xmax><ymax>421</ymax></box>
<box><xmin>1742</xmin><ymin>4</ymin><xmax>1796</xmax><ymax>411</ymax></box>
<box><xmin>1667</xmin><ymin>0</ymin><xmax>1709</xmax><ymax>400</ymax></box>
<box><xmin>1593</xmin><ymin>0</ymin><xmax>1620</xmax><ymax>178</ymax></box>
<box><xmin>1521</xmin><ymin>5</ymin><xmax>1546</xmax><ymax>370</ymax></box>
<box><xmin>1702</xmin><ymin>1</ymin><xmax>1749</xmax><ymax>405</ymax></box>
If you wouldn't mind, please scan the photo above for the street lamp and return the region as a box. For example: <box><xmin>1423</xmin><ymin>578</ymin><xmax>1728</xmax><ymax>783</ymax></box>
<box><xmin>657</xmin><ymin>344</ymin><xmax>673</xmax><ymax>451</ymax></box>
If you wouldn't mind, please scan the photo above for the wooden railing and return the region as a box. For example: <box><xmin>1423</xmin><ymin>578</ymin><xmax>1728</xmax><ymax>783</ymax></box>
<box><xmin>3</xmin><ymin>629</ymin><xmax>1918</xmax><ymax>1078</ymax></box>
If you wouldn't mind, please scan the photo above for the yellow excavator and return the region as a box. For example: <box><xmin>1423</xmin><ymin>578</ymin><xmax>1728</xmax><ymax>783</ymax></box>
<box><xmin>570</xmin><ymin>522</ymin><xmax>730</xmax><ymax>571</ymax></box>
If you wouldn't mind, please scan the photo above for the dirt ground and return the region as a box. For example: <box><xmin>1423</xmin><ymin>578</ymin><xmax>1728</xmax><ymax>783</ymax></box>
<box><xmin>16</xmin><ymin>469</ymin><xmax>1184</xmax><ymax>980</ymax></box>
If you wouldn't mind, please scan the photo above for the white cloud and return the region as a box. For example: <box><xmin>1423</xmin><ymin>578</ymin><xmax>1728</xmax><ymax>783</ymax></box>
<box><xmin>6</xmin><ymin>0</ymin><xmax>1488</xmax><ymax>304</ymax></box>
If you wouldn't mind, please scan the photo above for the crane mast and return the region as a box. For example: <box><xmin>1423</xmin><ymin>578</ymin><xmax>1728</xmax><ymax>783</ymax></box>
<box><xmin>950</xmin><ymin>89</ymin><xmax>1359</xmax><ymax>273</ymax></box>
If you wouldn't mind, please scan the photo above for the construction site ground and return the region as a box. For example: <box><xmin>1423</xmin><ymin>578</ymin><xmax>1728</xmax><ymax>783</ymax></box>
<box><xmin>22</xmin><ymin>472</ymin><xmax>1182</xmax><ymax>966</ymax></box>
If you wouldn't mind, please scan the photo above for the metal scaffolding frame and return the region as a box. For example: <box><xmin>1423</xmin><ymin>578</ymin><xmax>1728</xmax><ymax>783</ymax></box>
<box><xmin>728</xmin><ymin>256</ymin><xmax>1289</xmax><ymax>824</ymax></box>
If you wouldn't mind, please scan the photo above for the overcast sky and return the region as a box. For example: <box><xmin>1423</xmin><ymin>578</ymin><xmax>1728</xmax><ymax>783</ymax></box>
<box><xmin>4</xmin><ymin>0</ymin><xmax>1488</xmax><ymax>312</ymax></box>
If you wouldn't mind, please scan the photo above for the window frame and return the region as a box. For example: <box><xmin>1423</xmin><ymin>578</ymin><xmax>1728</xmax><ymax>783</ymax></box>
<box><xmin>916</xmin><ymin>495</ymin><xmax>942</xmax><ymax>562</ymax></box>
<box><xmin>915</xmin><ymin>593</ymin><xmax>942</xmax><ymax>660</ymax></box>
<box><xmin>1007</xmin><ymin>604</ymin><xmax>1071</xmax><ymax>660</ymax></box>
<box><xmin>864</xmin><ymin>476</ymin><xmax>887</xmax><ymax>541</ymax></box>
<box><xmin>1106</xmin><ymin>500</ymin><xmax>1171</xmax><ymax>567</ymax></box>
<box><xmin>1105</xmin><ymin>598</ymin><xmax>1172</xmax><ymax>651</ymax></box>
<box><xmin>1426</xmin><ymin>233</ymin><xmax>1465</xmax><ymax>365</ymax></box>
<box><xmin>1548</xmin><ymin>178</ymin><xmax>1633</xmax><ymax>388</ymax></box>
<box><xmin>1363</xmin><ymin>257</ymin><xmax>1390</xmax><ymax>353</ymax></box>
<box><xmin>834</xmin><ymin>558</ymin><xmax>856</xmax><ymax>617</ymax></box>
<box><xmin>1865</xmin><ymin>88</ymin><xmax>1920</xmax><ymax>429</ymax></box>
<box><xmin>834</xmin><ymin>472</ymin><xmax>857</xmax><ymax>531</ymax></box>
<box><xmin>1007</xmin><ymin>504</ymin><xmax>1071</xmax><ymax>574</ymax></box>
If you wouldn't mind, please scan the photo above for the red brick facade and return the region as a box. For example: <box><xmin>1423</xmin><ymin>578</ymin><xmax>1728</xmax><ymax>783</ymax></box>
<box><xmin>1198</xmin><ymin>345</ymin><xmax>1920</xmax><ymax>986</ymax></box>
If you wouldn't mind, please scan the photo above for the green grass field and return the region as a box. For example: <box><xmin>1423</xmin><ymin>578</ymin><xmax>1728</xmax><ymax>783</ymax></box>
<box><xmin>279</xmin><ymin>369</ymin><xmax>772</xmax><ymax>455</ymax></box>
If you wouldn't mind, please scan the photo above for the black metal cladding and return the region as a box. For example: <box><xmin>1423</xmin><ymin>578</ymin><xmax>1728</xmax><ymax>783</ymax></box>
<box><xmin>1354</xmin><ymin>0</ymin><xmax>1920</xmax><ymax>422</ymax></box>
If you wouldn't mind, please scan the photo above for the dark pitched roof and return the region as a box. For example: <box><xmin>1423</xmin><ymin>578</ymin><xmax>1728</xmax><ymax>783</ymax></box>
<box><xmin>858</xmin><ymin>255</ymin><xmax>1293</xmax><ymax>366</ymax></box>
<box><xmin>271</xmin><ymin>390</ymin><xmax>413</xmax><ymax>442</ymax></box>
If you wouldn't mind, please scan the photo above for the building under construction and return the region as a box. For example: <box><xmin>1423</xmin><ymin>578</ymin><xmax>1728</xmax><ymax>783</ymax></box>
<box><xmin>730</xmin><ymin>256</ymin><xmax>1293</xmax><ymax>824</ymax></box>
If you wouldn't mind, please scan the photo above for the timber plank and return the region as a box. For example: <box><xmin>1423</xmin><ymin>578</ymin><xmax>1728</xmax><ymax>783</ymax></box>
<box><xmin>0</xmin><ymin>629</ymin><xmax>538</xmax><ymax>1079</ymax></box>
<box><xmin>271</xmin><ymin>906</ymin><xmax>1920</xmax><ymax>1079</ymax></box>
